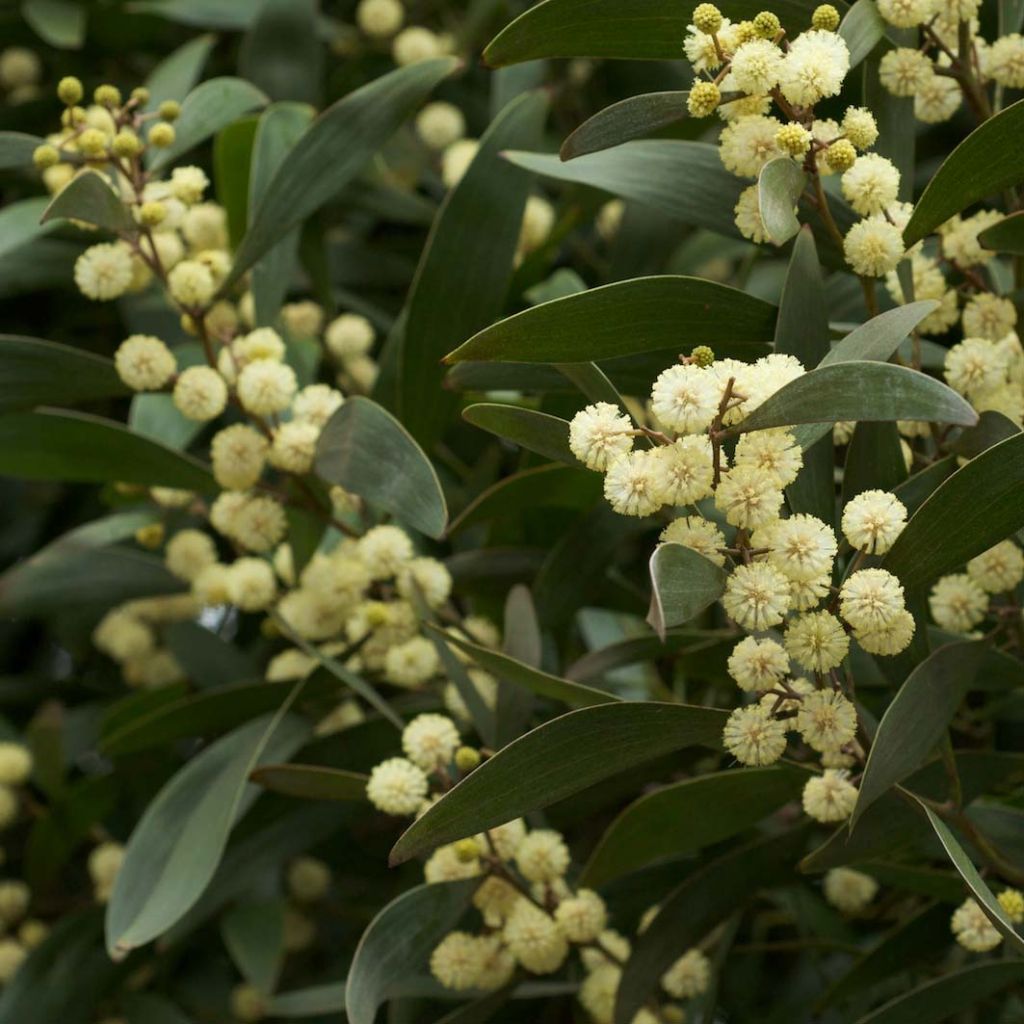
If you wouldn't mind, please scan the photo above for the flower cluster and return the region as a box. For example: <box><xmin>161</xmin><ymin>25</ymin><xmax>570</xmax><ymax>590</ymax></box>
<box><xmin>926</xmin><ymin>538</ymin><xmax>1024</xmax><ymax>635</ymax></box>
<box><xmin>681</xmin><ymin>4</ymin><xmax>907</xmax><ymax>278</ymax></box>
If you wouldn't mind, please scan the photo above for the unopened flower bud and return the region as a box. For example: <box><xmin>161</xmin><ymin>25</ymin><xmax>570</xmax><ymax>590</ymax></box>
<box><xmin>812</xmin><ymin>3</ymin><xmax>840</xmax><ymax>29</ymax></box>
<box><xmin>148</xmin><ymin>122</ymin><xmax>175</xmax><ymax>148</ymax></box>
<box><xmin>454</xmin><ymin>746</ymin><xmax>481</xmax><ymax>772</ymax></box>
<box><xmin>691</xmin><ymin>345</ymin><xmax>715</xmax><ymax>367</ymax></box>
<box><xmin>32</xmin><ymin>144</ymin><xmax>59</xmax><ymax>169</ymax></box>
<box><xmin>130</xmin><ymin>86</ymin><xmax>150</xmax><ymax>104</ymax></box>
<box><xmin>78</xmin><ymin>128</ymin><xmax>108</xmax><ymax>159</ymax></box>
<box><xmin>135</xmin><ymin>523</ymin><xmax>165</xmax><ymax>549</ymax></box>
<box><xmin>687</xmin><ymin>81</ymin><xmax>721</xmax><ymax>117</ymax></box>
<box><xmin>753</xmin><ymin>10</ymin><xmax>781</xmax><ymax>37</ymax></box>
<box><xmin>454</xmin><ymin>838</ymin><xmax>480</xmax><ymax>863</ymax></box>
<box><xmin>112</xmin><ymin>129</ymin><xmax>143</xmax><ymax>158</ymax></box>
<box><xmin>776</xmin><ymin>122</ymin><xmax>812</xmax><ymax>156</ymax></box>
<box><xmin>692</xmin><ymin>3</ymin><xmax>723</xmax><ymax>33</ymax></box>
<box><xmin>826</xmin><ymin>138</ymin><xmax>857</xmax><ymax>172</ymax></box>
<box><xmin>94</xmin><ymin>83</ymin><xmax>121</xmax><ymax>107</ymax></box>
<box><xmin>158</xmin><ymin>99</ymin><xmax>181</xmax><ymax>121</ymax></box>
<box><xmin>57</xmin><ymin>75</ymin><xmax>83</xmax><ymax>105</ymax></box>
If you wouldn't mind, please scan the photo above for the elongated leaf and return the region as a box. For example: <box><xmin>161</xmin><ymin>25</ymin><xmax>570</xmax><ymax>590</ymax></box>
<box><xmin>390</xmin><ymin>702</ymin><xmax>726</xmax><ymax>863</ymax></box>
<box><xmin>105</xmin><ymin>713</ymin><xmax>309</xmax><ymax>956</ymax></box>
<box><xmin>250</xmin><ymin>764</ymin><xmax>369</xmax><ymax>801</ymax></box>
<box><xmin>484</xmin><ymin>0</ymin><xmax>845</xmax><ymax>64</ymax></box>
<box><xmin>883</xmin><ymin>432</ymin><xmax>1024</xmax><ymax>590</ymax></box>
<box><xmin>615</xmin><ymin>826</ymin><xmax>809</xmax><ymax>1024</ymax></box>
<box><xmin>647</xmin><ymin>543</ymin><xmax>728</xmax><ymax>639</ymax></box>
<box><xmin>129</xmin><ymin>393</ymin><xmax>202</xmax><ymax>450</ymax></box>
<box><xmin>0</xmin><ymin>197</ymin><xmax>57</xmax><ymax>261</ymax></box>
<box><xmin>840</xmin><ymin>0</ymin><xmax>888</xmax><ymax>68</ymax></box>
<box><xmin>267</xmin><ymin>984</ymin><xmax>347</xmax><ymax>1018</ymax></box>
<box><xmin>143</xmin><ymin>34</ymin><xmax>217</xmax><ymax>109</ymax></box>
<box><xmin>346</xmin><ymin>880</ymin><xmax>479</xmax><ymax>1024</ymax></box>
<box><xmin>127</xmin><ymin>0</ymin><xmax>264</xmax><ymax>28</ymax></box>
<box><xmin>853</xmin><ymin>641</ymin><xmax>986</xmax><ymax>826</ymax></box>
<box><xmin>22</xmin><ymin>0</ymin><xmax>85</xmax><ymax>48</ymax></box>
<box><xmin>903</xmin><ymin>98</ymin><xmax>1024</xmax><ymax>247</ymax></box>
<box><xmin>949</xmin><ymin>410</ymin><xmax>1020</xmax><ymax>460</ymax></box>
<box><xmin>0</xmin><ymin>335</ymin><xmax>127</xmax><ymax>412</ymax></box>
<box><xmin>238</xmin><ymin>0</ymin><xmax>323</xmax><ymax>105</ymax></box>
<box><xmin>854</xmin><ymin>962</ymin><xmax>1024</xmax><ymax>1024</ymax></box>
<box><xmin>979</xmin><ymin>210</ymin><xmax>1024</xmax><ymax>254</ymax></box>
<box><xmin>41</xmin><ymin>171</ymin><xmax>134</xmax><ymax>233</ymax></box>
<box><xmin>462</xmin><ymin>404</ymin><xmax>575</xmax><ymax>464</ymax></box>
<box><xmin>221</xmin><ymin>901</ymin><xmax>284</xmax><ymax>994</ymax></box>
<box><xmin>560</xmin><ymin>91</ymin><xmax>688</xmax><ymax>160</ymax></box>
<box><xmin>0</xmin><ymin>131</ymin><xmax>46</xmax><ymax>170</ymax></box>
<box><xmin>431</xmin><ymin>626</ymin><xmax>617</xmax><ymax>707</ymax></box>
<box><xmin>735</xmin><ymin>361</ymin><xmax>977</xmax><ymax>434</ymax></box>
<box><xmin>447</xmin><ymin>276</ymin><xmax>776</xmax><ymax>364</ymax></box>
<box><xmin>225</xmin><ymin>58</ymin><xmax>458</xmax><ymax>289</ymax></box>
<box><xmin>150</xmin><ymin>77</ymin><xmax>268</xmax><ymax>170</ymax></box>
<box><xmin>0</xmin><ymin>410</ymin><xmax>214</xmax><ymax>490</ymax></box>
<box><xmin>315</xmin><ymin>396</ymin><xmax>447</xmax><ymax>538</ymax></box>
<box><xmin>583</xmin><ymin>767</ymin><xmax>805</xmax><ymax>887</ymax></box>
<box><xmin>917</xmin><ymin>803</ymin><xmax>1024</xmax><ymax>955</ymax></box>
<box><xmin>821</xmin><ymin>300</ymin><xmax>938</xmax><ymax>366</ymax></box>
<box><xmin>758</xmin><ymin>157</ymin><xmax>804</xmax><ymax>245</ymax></box>
<box><xmin>450</xmin><ymin>463</ymin><xmax>602</xmax><ymax>534</ymax></box>
<box><xmin>398</xmin><ymin>90</ymin><xmax>549</xmax><ymax>446</ymax></box>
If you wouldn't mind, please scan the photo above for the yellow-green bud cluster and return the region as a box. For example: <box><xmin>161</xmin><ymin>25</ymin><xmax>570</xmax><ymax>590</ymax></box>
<box><xmin>687</xmin><ymin>81</ymin><xmax>721</xmax><ymax>118</ymax></box>
<box><xmin>753</xmin><ymin>10</ymin><xmax>781</xmax><ymax>37</ymax></box>
<box><xmin>32</xmin><ymin>144</ymin><xmax>59</xmax><ymax>170</ymax></box>
<box><xmin>94</xmin><ymin>83</ymin><xmax>121</xmax><ymax>107</ymax></box>
<box><xmin>690</xmin><ymin>345</ymin><xmax>715</xmax><ymax>368</ymax></box>
<box><xmin>692</xmin><ymin>3</ymin><xmax>723</xmax><ymax>33</ymax></box>
<box><xmin>158</xmin><ymin>99</ymin><xmax>181</xmax><ymax>121</ymax></box>
<box><xmin>826</xmin><ymin>138</ymin><xmax>857</xmax><ymax>172</ymax></box>
<box><xmin>56</xmin><ymin>75</ymin><xmax>83</xmax><ymax>105</ymax></box>
<box><xmin>776</xmin><ymin>123</ymin><xmax>812</xmax><ymax>156</ymax></box>
<box><xmin>812</xmin><ymin>3</ymin><xmax>840</xmax><ymax>30</ymax></box>
<box><xmin>148</xmin><ymin>122</ymin><xmax>175</xmax><ymax>148</ymax></box>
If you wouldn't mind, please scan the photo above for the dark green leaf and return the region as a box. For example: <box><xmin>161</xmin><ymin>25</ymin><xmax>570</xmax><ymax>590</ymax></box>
<box><xmin>0</xmin><ymin>335</ymin><xmax>127</xmax><ymax>412</ymax></box>
<box><xmin>249</xmin><ymin>763</ymin><xmax>369</xmax><ymax>801</ymax></box>
<box><xmin>560</xmin><ymin>91</ymin><xmax>688</xmax><ymax>160</ymax></box>
<box><xmin>346</xmin><ymin>880</ymin><xmax>479</xmax><ymax>1024</ymax></box>
<box><xmin>839</xmin><ymin>0</ymin><xmax>888</xmax><ymax>68</ymax></box>
<box><xmin>225</xmin><ymin>58</ymin><xmax>459</xmax><ymax>289</ymax></box>
<box><xmin>221</xmin><ymin>901</ymin><xmax>284</xmax><ymax>994</ymax></box>
<box><xmin>883</xmin><ymin>432</ymin><xmax>1024</xmax><ymax>591</ymax></box>
<box><xmin>126</xmin><ymin>0</ymin><xmax>263</xmax><ymax>28</ymax></box>
<box><xmin>105</xmin><ymin>712</ymin><xmax>309</xmax><ymax>956</ymax></box>
<box><xmin>948</xmin><ymin>410</ymin><xmax>1020</xmax><ymax>459</ymax></box>
<box><xmin>150</xmin><ymin>77</ymin><xmax>268</xmax><ymax>170</ymax></box>
<box><xmin>315</xmin><ymin>396</ymin><xmax>447</xmax><ymax>538</ymax></box>
<box><xmin>238</xmin><ymin>0</ymin><xmax>323</xmax><ymax>104</ymax></box>
<box><xmin>143</xmin><ymin>34</ymin><xmax>217</xmax><ymax>110</ymax></box>
<box><xmin>0</xmin><ymin>410</ymin><xmax>214</xmax><ymax>490</ymax></box>
<box><xmin>214</xmin><ymin>117</ymin><xmax>258</xmax><ymax>250</ymax></box>
<box><xmin>164</xmin><ymin>621</ymin><xmax>260</xmax><ymax>690</ymax></box>
<box><xmin>267</xmin><ymin>984</ymin><xmax>347</xmax><ymax>1018</ymax></box>
<box><xmin>123</xmin><ymin>993</ymin><xmax>194</xmax><ymax>1024</ymax></box>
<box><xmin>979</xmin><ymin>210</ymin><xmax>1024</xmax><ymax>254</ymax></box>
<box><xmin>853</xmin><ymin>641</ymin><xmax>986</xmax><ymax>826</ymax></box>
<box><xmin>903</xmin><ymin>98</ymin><xmax>1024</xmax><ymax>247</ymax></box>
<box><xmin>390</xmin><ymin>702</ymin><xmax>726</xmax><ymax>864</ymax></box>
<box><xmin>398</xmin><ymin>90</ymin><xmax>549</xmax><ymax>446</ymax></box>
<box><xmin>0</xmin><ymin>198</ymin><xmax>58</xmax><ymax>260</ymax></box>
<box><xmin>646</xmin><ymin>543</ymin><xmax>727</xmax><ymax>640</ymax></box>
<box><xmin>446</xmin><ymin>276</ymin><xmax>776</xmax><ymax>364</ymax></box>
<box><xmin>41</xmin><ymin>171</ymin><xmax>134</xmax><ymax>233</ymax></box>
<box><xmin>582</xmin><ymin>767</ymin><xmax>805</xmax><ymax>887</ymax></box>
<box><xmin>758</xmin><ymin>157</ymin><xmax>805</xmax><ymax>245</ymax></box>
<box><xmin>0</xmin><ymin>131</ymin><xmax>46</xmax><ymax>170</ymax></box>
<box><xmin>21</xmin><ymin>0</ymin><xmax>85</xmax><ymax>48</ymax></box>
<box><xmin>842</xmin><ymin>422</ymin><xmax>907</xmax><ymax>506</ymax></box>
<box><xmin>462</xmin><ymin>404</ymin><xmax>575</xmax><ymax>465</ymax></box>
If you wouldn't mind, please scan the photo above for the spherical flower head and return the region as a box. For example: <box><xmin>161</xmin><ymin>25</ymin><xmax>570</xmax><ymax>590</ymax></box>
<box><xmin>826</xmin><ymin>138</ymin><xmax>857</xmax><ymax>173</ymax></box>
<box><xmin>230</xmin><ymin>983</ymin><xmax>266</xmax><ymax>1023</ymax></box>
<box><xmin>802</xmin><ymin>769</ymin><xmax>857</xmax><ymax>821</ymax></box>
<box><xmin>211</xmin><ymin>424</ymin><xmax>268</xmax><ymax>490</ymax></box>
<box><xmin>753</xmin><ymin>10</ymin><xmax>781</xmax><ymax>37</ymax></box>
<box><xmin>649</xmin><ymin>436</ymin><xmax>716</xmax><ymax>506</ymax></box>
<box><xmin>233</xmin><ymin>495</ymin><xmax>287</xmax><ymax>553</ymax></box>
<box><xmin>692</xmin><ymin>3</ymin><xmax>724</xmax><ymax>32</ymax></box>
<box><xmin>237</xmin><ymin>327</ymin><xmax>286</xmax><ymax>364</ymax></box>
<box><xmin>604</xmin><ymin>450</ymin><xmax>665</xmax><ymax>518</ymax></box>
<box><xmin>662</xmin><ymin>948</ymin><xmax>710</xmax><ymax>998</ymax></box>
<box><xmin>441</xmin><ymin>138</ymin><xmax>479</xmax><ymax>188</ymax></box>
<box><xmin>169</xmin><ymin>165</ymin><xmax>209</xmax><ymax>205</ymax></box>
<box><xmin>779</xmin><ymin>29</ymin><xmax>850</xmax><ymax>107</ymax></box>
<box><xmin>842</xmin><ymin>489</ymin><xmax>907</xmax><ymax>554</ymax></box>
<box><xmin>226</xmin><ymin>557</ymin><xmax>277</xmax><ymax>611</ymax></box>
<box><xmin>359</xmin><ymin>524</ymin><xmax>415</xmax><ymax>579</ymax></box>
<box><xmin>326</xmin><ymin>313</ymin><xmax>375</xmax><ymax>362</ymax></box>
<box><xmin>928</xmin><ymin>573</ymin><xmax>988</xmax><ymax>633</ymax></box>
<box><xmin>730</xmin><ymin>38</ymin><xmax>784</xmax><ymax>94</ymax></box>
<box><xmin>688</xmin><ymin>80</ymin><xmax>721</xmax><ymax>118</ymax></box>
<box><xmin>941</xmin><ymin>209</ymin><xmax>1003</xmax><ymax>267</ymax></box>
<box><xmin>392</xmin><ymin>26</ymin><xmax>444</xmax><ymax>65</ymax></box>
<box><xmin>114</xmin><ymin>334</ymin><xmax>177</xmax><ymax>392</ymax></box>
<box><xmin>944</xmin><ymin>337</ymin><xmax>1008</xmax><ymax>400</ymax></box>
<box><xmin>951</xmin><ymin>897</ymin><xmax>1003</xmax><ymax>952</ymax></box>
<box><xmin>967</xmin><ymin>540</ymin><xmax>1024</xmax><ymax>594</ymax></box>
<box><xmin>879</xmin><ymin>46</ymin><xmax>934</xmax><ymax>96</ymax></box>
<box><xmin>796</xmin><ymin>689</ymin><xmax>857</xmax><ymax>752</ymax></box>
<box><xmin>768</xmin><ymin>514</ymin><xmax>838</xmax><ymax>584</ymax></box>
<box><xmin>286</xmin><ymin>856</ymin><xmax>331</xmax><ymax>903</ymax></box>
<box><xmin>841</xmin><ymin>154</ymin><xmax>900</xmax><ymax>216</ymax></box>
<box><xmin>723</xmin><ymin>704</ymin><xmax>788</xmax><ymax>765</ymax></box>
<box><xmin>281</xmin><ymin>300</ymin><xmax>323</xmax><ymax>339</ymax></box>
<box><xmin>843</xmin><ymin>216</ymin><xmax>904</xmax><ymax>277</ymax></box>
<box><xmin>57</xmin><ymin>75</ymin><xmax>83</xmax><ymax>105</ymax></box>
<box><xmin>569</xmin><ymin>401</ymin><xmax>634</xmax><ymax>470</ymax></box>
<box><xmin>384</xmin><ymin>635</ymin><xmax>439</xmax><ymax>687</ymax></box>
<box><xmin>33</xmin><ymin>143</ymin><xmax>60</xmax><ymax>170</ymax></box>
<box><xmin>785</xmin><ymin>610</ymin><xmax>850</xmax><ymax>673</ymax></box>
<box><xmin>416</xmin><ymin>101</ymin><xmax>466</xmax><ymax>150</ymax></box>
<box><xmin>660</xmin><ymin>515</ymin><xmax>726</xmax><ymax>566</ymax></box>
<box><xmin>93</xmin><ymin>609</ymin><xmax>155</xmax><ymax>662</ymax></box>
<box><xmin>166</xmin><ymin>259</ymin><xmax>214</xmax><ymax>309</ymax></box>
<box><xmin>962</xmin><ymin>294</ymin><xmax>1018</xmax><ymax>341</ymax></box>
<box><xmin>269</xmin><ymin>420</ymin><xmax>320</xmax><ymax>475</ymax></box>
<box><xmin>503</xmin><ymin>902</ymin><xmax>569</xmax><ymax>974</ymax></box>
<box><xmin>734</xmin><ymin>183</ymin><xmax>770</xmax><ymax>243</ymax></box>
<box><xmin>366</xmin><ymin>756</ymin><xmax>429</xmax><ymax>815</ymax></box>
<box><xmin>719</xmin><ymin>114</ymin><xmax>782</xmax><ymax>178</ymax></box>
<box><xmin>998</xmin><ymin>888</ymin><xmax>1024</xmax><ymax>924</ymax></box>
<box><xmin>723</xmin><ymin>562</ymin><xmax>792</xmax><ymax>630</ymax></box>
<box><xmin>236</xmin><ymin>359</ymin><xmax>297</xmax><ymax>416</ymax></box>
<box><xmin>75</xmin><ymin>242</ymin><xmax>133</xmax><ymax>301</ymax></box>
<box><xmin>651</xmin><ymin>364</ymin><xmax>720</xmax><ymax>435</ymax></box>
<box><xmin>580</xmin><ymin>962</ymin><xmax>623</xmax><ymax>1021</ymax></box>
<box><xmin>824</xmin><ymin>867</ymin><xmax>878</xmax><ymax>913</ymax></box>
<box><xmin>776</xmin><ymin>122</ymin><xmax>812</xmax><ymax>157</ymax></box>
<box><xmin>402</xmin><ymin>713</ymin><xmax>460</xmax><ymax>770</ymax></box>
<box><xmin>515</xmin><ymin>829</ymin><xmax>570</xmax><ymax>882</ymax></box>
<box><xmin>554</xmin><ymin>888</ymin><xmax>607</xmax><ymax>942</ymax></box>
<box><xmin>855</xmin><ymin>607</ymin><xmax>917</xmax><ymax>656</ymax></box>
<box><xmin>165</xmin><ymin>528</ymin><xmax>217</xmax><ymax>582</ymax></box>
<box><xmin>735</xmin><ymin>428</ymin><xmax>803</xmax><ymax>488</ymax></box>
<box><xmin>841</xmin><ymin>106</ymin><xmax>878</xmax><ymax>149</ymax></box>
<box><xmin>430</xmin><ymin>932</ymin><xmax>487</xmax><ymax>991</ymax></box>
<box><xmin>715</xmin><ymin>465</ymin><xmax>784</xmax><ymax>530</ymax></box>
<box><xmin>915</xmin><ymin>70</ymin><xmax>962</xmax><ymax>123</ymax></box>
<box><xmin>292</xmin><ymin>384</ymin><xmax>343</xmax><ymax>428</ymax></box>
<box><xmin>173</xmin><ymin>365</ymin><xmax>227</xmax><ymax>422</ymax></box>
<box><xmin>357</xmin><ymin>0</ymin><xmax>405</xmax><ymax>37</ymax></box>
<box><xmin>519</xmin><ymin>195</ymin><xmax>555</xmax><ymax>252</ymax></box>
<box><xmin>877</xmin><ymin>0</ymin><xmax>933</xmax><ymax>26</ymax></box>
<box><xmin>0</xmin><ymin>939</ymin><xmax>26</xmax><ymax>983</ymax></box>
<box><xmin>0</xmin><ymin>744</ymin><xmax>31</xmax><ymax>787</ymax></box>
<box><xmin>88</xmin><ymin>841</ymin><xmax>125</xmax><ymax>891</ymax></box>
<box><xmin>990</xmin><ymin>32</ymin><xmax>1024</xmax><ymax>87</ymax></box>
<box><xmin>812</xmin><ymin>3</ymin><xmax>841</xmax><ymax>29</ymax></box>
<box><xmin>727</xmin><ymin>636</ymin><xmax>790</xmax><ymax>692</ymax></box>
<box><xmin>396</xmin><ymin>556</ymin><xmax>452</xmax><ymax>609</ymax></box>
